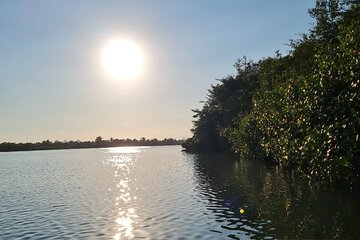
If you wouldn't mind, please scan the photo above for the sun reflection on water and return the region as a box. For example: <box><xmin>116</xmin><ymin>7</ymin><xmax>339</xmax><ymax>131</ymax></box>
<box><xmin>114</xmin><ymin>207</ymin><xmax>137</xmax><ymax>239</ymax></box>
<box><xmin>103</xmin><ymin>147</ymin><xmax>145</xmax><ymax>239</ymax></box>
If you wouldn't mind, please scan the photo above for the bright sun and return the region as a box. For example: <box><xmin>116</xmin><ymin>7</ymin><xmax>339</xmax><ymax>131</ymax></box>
<box><xmin>102</xmin><ymin>39</ymin><xmax>144</xmax><ymax>80</ymax></box>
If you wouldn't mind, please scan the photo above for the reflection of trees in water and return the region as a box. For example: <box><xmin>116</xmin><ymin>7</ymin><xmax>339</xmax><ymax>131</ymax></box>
<box><xmin>187</xmin><ymin>153</ymin><xmax>360</xmax><ymax>239</ymax></box>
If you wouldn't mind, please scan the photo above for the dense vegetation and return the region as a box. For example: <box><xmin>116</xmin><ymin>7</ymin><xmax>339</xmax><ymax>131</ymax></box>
<box><xmin>0</xmin><ymin>137</ymin><xmax>183</xmax><ymax>152</ymax></box>
<box><xmin>183</xmin><ymin>0</ymin><xmax>359</xmax><ymax>186</ymax></box>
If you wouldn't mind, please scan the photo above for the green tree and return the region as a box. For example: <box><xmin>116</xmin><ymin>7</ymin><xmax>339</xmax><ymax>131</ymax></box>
<box><xmin>183</xmin><ymin>57</ymin><xmax>260</xmax><ymax>153</ymax></box>
<box><xmin>184</xmin><ymin>0</ymin><xmax>360</xmax><ymax>187</ymax></box>
<box><xmin>254</xmin><ymin>0</ymin><xmax>360</xmax><ymax>185</ymax></box>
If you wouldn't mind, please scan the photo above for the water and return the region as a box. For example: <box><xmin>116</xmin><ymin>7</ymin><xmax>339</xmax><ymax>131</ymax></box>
<box><xmin>0</xmin><ymin>146</ymin><xmax>359</xmax><ymax>239</ymax></box>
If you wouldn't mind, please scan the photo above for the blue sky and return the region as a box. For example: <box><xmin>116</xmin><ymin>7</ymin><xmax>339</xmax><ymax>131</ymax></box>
<box><xmin>0</xmin><ymin>0</ymin><xmax>314</xmax><ymax>142</ymax></box>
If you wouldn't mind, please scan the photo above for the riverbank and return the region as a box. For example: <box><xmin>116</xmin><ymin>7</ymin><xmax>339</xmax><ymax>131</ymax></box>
<box><xmin>0</xmin><ymin>137</ymin><xmax>183</xmax><ymax>152</ymax></box>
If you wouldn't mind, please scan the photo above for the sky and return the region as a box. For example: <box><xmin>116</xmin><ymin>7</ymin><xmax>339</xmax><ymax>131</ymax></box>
<box><xmin>0</xmin><ymin>0</ymin><xmax>314</xmax><ymax>143</ymax></box>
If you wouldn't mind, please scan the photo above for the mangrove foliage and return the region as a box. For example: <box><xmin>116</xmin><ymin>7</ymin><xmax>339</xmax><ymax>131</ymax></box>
<box><xmin>182</xmin><ymin>0</ymin><xmax>360</xmax><ymax>186</ymax></box>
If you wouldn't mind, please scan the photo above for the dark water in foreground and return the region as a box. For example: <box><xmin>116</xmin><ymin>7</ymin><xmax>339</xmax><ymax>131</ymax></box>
<box><xmin>0</xmin><ymin>146</ymin><xmax>359</xmax><ymax>239</ymax></box>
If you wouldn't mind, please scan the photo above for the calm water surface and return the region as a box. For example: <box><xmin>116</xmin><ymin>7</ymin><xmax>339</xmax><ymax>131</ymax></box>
<box><xmin>0</xmin><ymin>146</ymin><xmax>359</xmax><ymax>239</ymax></box>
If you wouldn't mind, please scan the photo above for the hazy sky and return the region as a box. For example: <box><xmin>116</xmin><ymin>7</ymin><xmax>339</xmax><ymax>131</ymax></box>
<box><xmin>0</xmin><ymin>0</ymin><xmax>314</xmax><ymax>143</ymax></box>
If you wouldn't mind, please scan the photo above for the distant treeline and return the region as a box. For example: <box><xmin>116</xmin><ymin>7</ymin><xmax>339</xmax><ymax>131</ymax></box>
<box><xmin>0</xmin><ymin>137</ymin><xmax>184</xmax><ymax>152</ymax></box>
<box><xmin>183</xmin><ymin>0</ymin><xmax>360</xmax><ymax>187</ymax></box>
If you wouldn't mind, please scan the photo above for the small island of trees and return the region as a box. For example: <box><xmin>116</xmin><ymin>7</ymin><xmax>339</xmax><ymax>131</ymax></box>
<box><xmin>182</xmin><ymin>0</ymin><xmax>359</xmax><ymax>187</ymax></box>
<box><xmin>0</xmin><ymin>137</ymin><xmax>183</xmax><ymax>152</ymax></box>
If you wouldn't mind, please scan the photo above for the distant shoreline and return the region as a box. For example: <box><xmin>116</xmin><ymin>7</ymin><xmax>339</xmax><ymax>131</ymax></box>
<box><xmin>0</xmin><ymin>137</ymin><xmax>184</xmax><ymax>152</ymax></box>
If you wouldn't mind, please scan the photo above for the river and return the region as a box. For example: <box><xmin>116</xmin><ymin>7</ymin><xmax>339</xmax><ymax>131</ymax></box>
<box><xmin>0</xmin><ymin>145</ymin><xmax>359</xmax><ymax>239</ymax></box>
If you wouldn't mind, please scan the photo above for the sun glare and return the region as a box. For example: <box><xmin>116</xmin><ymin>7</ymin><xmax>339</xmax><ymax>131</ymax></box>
<box><xmin>102</xmin><ymin>39</ymin><xmax>144</xmax><ymax>81</ymax></box>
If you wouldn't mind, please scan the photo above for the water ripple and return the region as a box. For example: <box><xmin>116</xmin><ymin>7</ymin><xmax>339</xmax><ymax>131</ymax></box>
<box><xmin>1</xmin><ymin>147</ymin><xmax>359</xmax><ymax>239</ymax></box>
